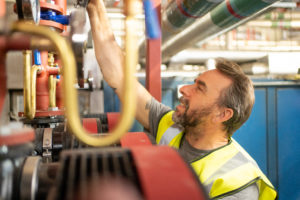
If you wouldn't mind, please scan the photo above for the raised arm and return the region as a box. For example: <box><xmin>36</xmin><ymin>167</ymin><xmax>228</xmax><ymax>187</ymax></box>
<box><xmin>87</xmin><ymin>0</ymin><xmax>152</xmax><ymax>129</ymax></box>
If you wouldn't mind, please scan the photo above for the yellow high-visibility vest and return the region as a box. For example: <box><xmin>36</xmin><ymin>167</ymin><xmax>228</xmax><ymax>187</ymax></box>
<box><xmin>156</xmin><ymin>111</ymin><xmax>277</xmax><ymax>199</ymax></box>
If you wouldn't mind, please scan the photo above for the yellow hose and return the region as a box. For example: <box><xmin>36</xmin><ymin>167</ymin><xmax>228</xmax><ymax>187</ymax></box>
<box><xmin>12</xmin><ymin>0</ymin><xmax>138</xmax><ymax>146</ymax></box>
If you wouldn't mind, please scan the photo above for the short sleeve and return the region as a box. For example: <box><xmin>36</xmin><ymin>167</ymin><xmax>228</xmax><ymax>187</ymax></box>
<box><xmin>148</xmin><ymin>98</ymin><xmax>172</xmax><ymax>140</ymax></box>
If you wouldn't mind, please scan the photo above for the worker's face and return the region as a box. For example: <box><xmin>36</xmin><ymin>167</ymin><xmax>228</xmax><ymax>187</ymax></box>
<box><xmin>173</xmin><ymin>69</ymin><xmax>232</xmax><ymax>128</ymax></box>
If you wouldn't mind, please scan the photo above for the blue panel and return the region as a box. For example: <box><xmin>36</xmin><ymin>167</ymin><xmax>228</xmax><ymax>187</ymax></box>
<box><xmin>277</xmin><ymin>88</ymin><xmax>300</xmax><ymax>200</ymax></box>
<box><xmin>103</xmin><ymin>81</ymin><xmax>120</xmax><ymax>112</ymax></box>
<box><xmin>266</xmin><ymin>88</ymin><xmax>278</xmax><ymax>188</ymax></box>
<box><xmin>103</xmin><ymin>81</ymin><xmax>142</xmax><ymax>131</ymax></box>
<box><xmin>162</xmin><ymin>89</ymin><xmax>174</xmax><ymax>108</ymax></box>
<box><xmin>233</xmin><ymin>89</ymin><xmax>268</xmax><ymax>174</ymax></box>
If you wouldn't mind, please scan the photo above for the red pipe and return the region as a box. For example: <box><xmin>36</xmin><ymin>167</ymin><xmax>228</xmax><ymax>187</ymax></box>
<box><xmin>0</xmin><ymin>35</ymin><xmax>31</xmax><ymax>51</ymax></box>
<box><xmin>5</xmin><ymin>34</ymin><xmax>31</xmax><ymax>50</ymax></box>
<box><xmin>56</xmin><ymin>78</ymin><xmax>63</xmax><ymax>108</ymax></box>
<box><xmin>47</xmin><ymin>67</ymin><xmax>60</xmax><ymax>75</ymax></box>
<box><xmin>146</xmin><ymin>0</ymin><xmax>161</xmax><ymax>102</ymax></box>
<box><xmin>36</xmin><ymin>51</ymin><xmax>50</xmax><ymax>111</ymax></box>
<box><xmin>55</xmin><ymin>0</ymin><xmax>66</xmax><ymax>15</ymax></box>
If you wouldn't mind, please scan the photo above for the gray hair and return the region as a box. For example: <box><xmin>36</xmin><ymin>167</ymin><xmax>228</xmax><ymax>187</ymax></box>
<box><xmin>215</xmin><ymin>58</ymin><xmax>255</xmax><ymax>136</ymax></box>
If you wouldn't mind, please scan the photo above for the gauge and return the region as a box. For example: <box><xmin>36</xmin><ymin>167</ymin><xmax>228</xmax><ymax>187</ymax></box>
<box><xmin>16</xmin><ymin>0</ymin><xmax>40</xmax><ymax>24</ymax></box>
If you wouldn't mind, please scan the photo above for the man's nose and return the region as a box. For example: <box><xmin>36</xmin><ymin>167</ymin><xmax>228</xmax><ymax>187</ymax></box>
<box><xmin>179</xmin><ymin>84</ymin><xmax>191</xmax><ymax>97</ymax></box>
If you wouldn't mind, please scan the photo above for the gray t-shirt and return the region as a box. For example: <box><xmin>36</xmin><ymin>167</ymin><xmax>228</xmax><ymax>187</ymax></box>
<box><xmin>147</xmin><ymin>98</ymin><xmax>259</xmax><ymax>200</ymax></box>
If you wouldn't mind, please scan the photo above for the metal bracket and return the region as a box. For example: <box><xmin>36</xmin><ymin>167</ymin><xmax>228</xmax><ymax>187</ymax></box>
<box><xmin>42</xmin><ymin>128</ymin><xmax>53</xmax><ymax>163</ymax></box>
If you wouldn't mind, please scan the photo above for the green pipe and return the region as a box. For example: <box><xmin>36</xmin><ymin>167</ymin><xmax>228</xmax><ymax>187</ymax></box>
<box><xmin>211</xmin><ymin>0</ymin><xmax>274</xmax><ymax>28</ymax></box>
<box><xmin>165</xmin><ymin>0</ymin><xmax>223</xmax><ymax>29</ymax></box>
<box><xmin>139</xmin><ymin>0</ymin><xmax>223</xmax><ymax>59</ymax></box>
<box><xmin>161</xmin><ymin>0</ymin><xmax>279</xmax><ymax>62</ymax></box>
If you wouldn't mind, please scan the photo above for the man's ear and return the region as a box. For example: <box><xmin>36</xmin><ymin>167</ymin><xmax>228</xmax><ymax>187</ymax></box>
<box><xmin>214</xmin><ymin>108</ymin><xmax>234</xmax><ymax>123</ymax></box>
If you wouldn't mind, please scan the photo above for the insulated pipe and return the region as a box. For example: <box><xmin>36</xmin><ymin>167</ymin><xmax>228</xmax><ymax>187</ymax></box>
<box><xmin>11</xmin><ymin>1</ymin><xmax>138</xmax><ymax>146</ymax></box>
<box><xmin>161</xmin><ymin>0</ymin><xmax>280</xmax><ymax>62</ymax></box>
<box><xmin>163</xmin><ymin>0</ymin><xmax>223</xmax><ymax>33</ymax></box>
<box><xmin>140</xmin><ymin>0</ymin><xmax>223</xmax><ymax>59</ymax></box>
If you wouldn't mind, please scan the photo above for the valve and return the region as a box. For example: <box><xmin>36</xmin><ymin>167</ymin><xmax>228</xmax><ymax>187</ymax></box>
<box><xmin>40</xmin><ymin>10</ymin><xmax>70</xmax><ymax>25</ymax></box>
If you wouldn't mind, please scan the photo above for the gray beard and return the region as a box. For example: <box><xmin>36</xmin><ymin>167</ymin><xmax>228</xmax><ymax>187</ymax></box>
<box><xmin>172</xmin><ymin>105</ymin><xmax>214</xmax><ymax>129</ymax></box>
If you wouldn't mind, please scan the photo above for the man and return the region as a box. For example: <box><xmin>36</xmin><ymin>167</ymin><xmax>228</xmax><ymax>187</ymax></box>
<box><xmin>87</xmin><ymin>0</ymin><xmax>277</xmax><ymax>199</ymax></box>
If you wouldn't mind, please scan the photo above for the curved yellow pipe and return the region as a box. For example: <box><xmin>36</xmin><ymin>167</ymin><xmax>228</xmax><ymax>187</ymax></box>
<box><xmin>12</xmin><ymin>2</ymin><xmax>138</xmax><ymax>146</ymax></box>
<box><xmin>23</xmin><ymin>51</ymin><xmax>39</xmax><ymax>119</ymax></box>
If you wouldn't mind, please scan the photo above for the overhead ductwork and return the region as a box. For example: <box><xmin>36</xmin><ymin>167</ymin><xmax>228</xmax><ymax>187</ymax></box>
<box><xmin>139</xmin><ymin>0</ymin><xmax>280</xmax><ymax>63</ymax></box>
<box><xmin>160</xmin><ymin>0</ymin><xmax>280</xmax><ymax>63</ymax></box>
<box><xmin>169</xmin><ymin>49</ymin><xmax>268</xmax><ymax>64</ymax></box>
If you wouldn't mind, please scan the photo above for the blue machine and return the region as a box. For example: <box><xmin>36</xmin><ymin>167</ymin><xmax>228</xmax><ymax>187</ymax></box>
<box><xmin>103</xmin><ymin>78</ymin><xmax>300</xmax><ymax>199</ymax></box>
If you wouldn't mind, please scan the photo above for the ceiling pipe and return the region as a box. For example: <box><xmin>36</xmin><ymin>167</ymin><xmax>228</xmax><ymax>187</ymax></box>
<box><xmin>160</xmin><ymin>0</ymin><xmax>280</xmax><ymax>63</ymax></box>
<box><xmin>169</xmin><ymin>49</ymin><xmax>268</xmax><ymax>64</ymax></box>
<box><xmin>139</xmin><ymin>0</ymin><xmax>224</xmax><ymax>61</ymax></box>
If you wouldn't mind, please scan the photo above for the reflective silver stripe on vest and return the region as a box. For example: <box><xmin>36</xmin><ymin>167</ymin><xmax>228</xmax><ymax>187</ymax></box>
<box><xmin>202</xmin><ymin>151</ymin><xmax>259</xmax><ymax>194</ymax></box>
<box><xmin>159</xmin><ymin>124</ymin><xmax>182</xmax><ymax>145</ymax></box>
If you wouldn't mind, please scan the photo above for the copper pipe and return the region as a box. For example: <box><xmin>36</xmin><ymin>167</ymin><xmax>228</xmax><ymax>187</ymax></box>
<box><xmin>11</xmin><ymin>12</ymin><xmax>138</xmax><ymax>146</ymax></box>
